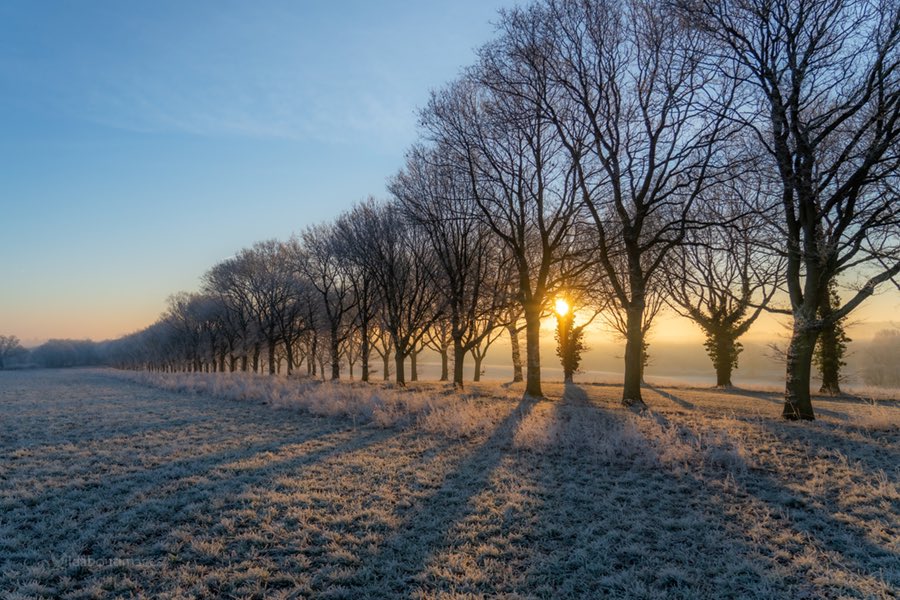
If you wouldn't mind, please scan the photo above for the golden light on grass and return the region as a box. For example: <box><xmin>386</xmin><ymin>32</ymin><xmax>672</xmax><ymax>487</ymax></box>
<box><xmin>555</xmin><ymin>298</ymin><xmax>570</xmax><ymax>316</ymax></box>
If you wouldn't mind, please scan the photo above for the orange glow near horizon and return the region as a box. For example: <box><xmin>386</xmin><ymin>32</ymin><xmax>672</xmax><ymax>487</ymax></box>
<box><xmin>2</xmin><ymin>283</ymin><xmax>898</xmax><ymax>349</ymax></box>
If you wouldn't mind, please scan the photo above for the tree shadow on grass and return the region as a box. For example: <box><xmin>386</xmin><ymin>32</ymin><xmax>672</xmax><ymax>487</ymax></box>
<box><xmin>722</xmin><ymin>387</ymin><xmax>857</xmax><ymax>421</ymax></box>
<box><xmin>520</xmin><ymin>389</ymin><xmax>788</xmax><ymax>598</ymax></box>
<box><xmin>325</xmin><ymin>396</ymin><xmax>538</xmax><ymax>597</ymax></box>
<box><xmin>716</xmin><ymin>464</ymin><xmax>900</xmax><ymax>596</ymax></box>
<box><xmin>754</xmin><ymin>419</ymin><xmax>900</xmax><ymax>478</ymax></box>
<box><xmin>643</xmin><ymin>384</ymin><xmax>696</xmax><ymax>410</ymax></box>
<box><xmin>0</xmin><ymin>423</ymin><xmax>398</xmax><ymax>596</ymax></box>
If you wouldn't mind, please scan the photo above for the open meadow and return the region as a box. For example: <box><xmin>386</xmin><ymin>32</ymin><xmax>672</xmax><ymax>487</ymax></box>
<box><xmin>0</xmin><ymin>368</ymin><xmax>897</xmax><ymax>599</ymax></box>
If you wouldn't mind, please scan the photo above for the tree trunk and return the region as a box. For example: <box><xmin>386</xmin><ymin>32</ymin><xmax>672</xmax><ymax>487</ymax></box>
<box><xmin>473</xmin><ymin>354</ymin><xmax>484</xmax><ymax>382</ymax></box>
<box><xmin>523</xmin><ymin>301</ymin><xmax>543</xmax><ymax>398</ymax></box>
<box><xmin>330</xmin><ymin>330</ymin><xmax>341</xmax><ymax>381</ymax></box>
<box><xmin>817</xmin><ymin>292</ymin><xmax>842</xmax><ymax>395</ymax></box>
<box><xmin>410</xmin><ymin>349</ymin><xmax>418</xmax><ymax>382</ymax></box>
<box><xmin>713</xmin><ymin>332</ymin><xmax>735</xmax><ymax>388</ymax></box>
<box><xmin>453</xmin><ymin>340</ymin><xmax>465</xmax><ymax>389</ymax></box>
<box><xmin>382</xmin><ymin>351</ymin><xmax>390</xmax><ymax>381</ymax></box>
<box><xmin>622</xmin><ymin>305</ymin><xmax>646</xmax><ymax>408</ymax></box>
<box><xmin>508</xmin><ymin>324</ymin><xmax>523</xmax><ymax>383</ymax></box>
<box><xmin>268</xmin><ymin>340</ymin><xmax>276</xmax><ymax>375</ymax></box>
<box><xmin>241</xmin><ymin>355</ymin><xmax>248</xmax><ymax>372</ymax></box>
<box><xmin>715</xmin><ymin>358</ymin><xmax>733</xmax><ymax>387</ymax></box>
<box><xmin>395</xmin><ymin>351</ymin><xmax>406</xmax><ymax>386</ymax></box>
<box><xmin>285</xmin><ymin>344</ymin><xmax>294</xmax><ymax>376</ymax></box>
<box><xmin>361</xmin><ymin>328</ymin><xmax>370</xmax><ymax>382</ymax></box>
<box><xmin>439</xmin><ymin>347</ymin><xmax>449</xmax><ymax>382</ymax></box>
<box><xmin>230</xmin><ymin>355</ymin><xmax>237</xmax><ymax>372</ymax></box>
<box><xmin>252</xmin><ymin>344</ymin><xmax>260</xmax><ymax>373</ymax></box>
<box><xmin>783</xmin><ymin>322</ymin><xmax>818</xmax><ymax>420</ymax></box>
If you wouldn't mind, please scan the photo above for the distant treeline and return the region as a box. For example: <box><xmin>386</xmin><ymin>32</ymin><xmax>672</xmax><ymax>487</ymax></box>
<box><xmin>1</xmin><ymin>338</ymin><xmax>101</xmax><ymax>369</ymax></box>
<box><xmin>5</xmin><ymin>333</ymin><xmax>898</xmax><ymax>390</ymax></box>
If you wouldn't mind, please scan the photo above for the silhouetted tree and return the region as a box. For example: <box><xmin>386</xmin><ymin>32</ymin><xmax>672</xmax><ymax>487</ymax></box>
<box><xmin>336</xmin><ymin>199</ymin><xmax>443</xmax><ymax>385</ymax></box>
<box><xmin>392</xmin><ymin>144</ymin><xmax>515</xmax><ymax>388</ymax></box>
<box><xmin>531</xmin><ymin>0</ymin><xmax>736</xmax><ymax>407</ymax></box>
<box><xmin>665</xmin><ymin>195</ymin><xmax>782</xmax><ymax>387</ymax></box>
<box><xmin>422</xmin><ymin>73</ymin><xmax>585</xmax><ymax>398</ymax></box>
<box><xmin>292</xmin><ymin>225</ymin><xmax>357</xmax><ymax>380</ymax></box>
<box><xmin>555</xmin><ymin>307</ymin><xmax>586</xmax><ymax>384</ymax></box>
<box><xmin>814</xmin><ymin>281</ymin><xmax>851</xmax><ymax>394</ymax></box>
<box><xmin>0</xmin><ymin>335</ymin><xmax>26</xmax><ymax>369</ymax></box>
<box><xmin>679</xmin><ymin>0</ymin><xmax>900</xmax><ymax>420</ymax></box>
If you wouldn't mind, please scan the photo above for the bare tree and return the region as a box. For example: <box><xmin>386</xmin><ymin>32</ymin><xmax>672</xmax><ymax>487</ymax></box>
<box><xmin>291</xmin><ymin>226</ymin><xmax>357</xmax><ymax>380</ymax></box>
<box><xmin>370</xmin><ymin>326</ymin><xmax>393</xmax><ymax>382</ymax></box>
<box><xmin>334</xmin><ymin>206</ymin><xmax>383</xmax><ymax>382</ymax></box>
<box><xmin>422</xmin><ymin>70</ymin><xmax>585</xmax><ymax>398</ymax></box>
<box><xmin>525</xmin><ymin>0</ymin><xmax>735</xmax><ymax>407</ymax></box>
<box><xmin>423</xmin><ymin>319</ymin><xmax>453</xmax><ymax>381</ymax></box>
<box><xmin>209</xmin><ymin>241</ymin><xmax>299</xmax><ymax>375</ymax></box>
<box><xmin>664</xmin><ymin>193</ymin><xmax>783</xmax><ymax>387</ymax></box>
<box><xmin>680</xmin><ymin>0</ymin><xmax>900</xmax><ymax>419</ymax></box>
<box><xmin>392</xmin><ymin>144</ymin><xmax>515</xmax><ymax>388</ymax></box>
<box><xmin>335</xmin><ymin>199</ymin><xmax>444</xmax><ymax>385</ymax></box>
<box><xmin>204</xmin><ymin>256</ymin><xmax>262</xmax><ymax>372</ymax></box>
<box><xmin>470</xmin><ymin>326</ymin><xmax>505</xmax><ymax>382</ymax></box>
<box><xmin>163</xmin><ymin>292</ymin><xmax>208</xmax><ymax>372</ymax></box>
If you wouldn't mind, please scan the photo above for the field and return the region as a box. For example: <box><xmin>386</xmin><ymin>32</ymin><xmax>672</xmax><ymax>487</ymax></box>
<box><xmin>0</xmin><ymin>369</ymin><xmax>897</xmax><ymax>599</ymax></box>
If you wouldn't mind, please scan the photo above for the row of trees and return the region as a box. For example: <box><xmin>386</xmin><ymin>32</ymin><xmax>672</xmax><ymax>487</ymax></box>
<box><xmin>104</xmin><ymin>203</ymin><xmax>521</xmax><ymax>389</ymax></box>
<box><xmin>106</xmin><ymin>0</ymin><xmax>900</xmax><ymax>420</ymax></box>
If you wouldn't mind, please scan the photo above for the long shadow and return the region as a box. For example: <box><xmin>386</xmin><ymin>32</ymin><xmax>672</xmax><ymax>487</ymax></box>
<box><xmin>5</xmin><ymin>415</ymin><xmax>346</xmax><ymax>501</ymax></box>
<box><xmin>2</xmin><ymin>416</ymin><xmax>253</xmax><ymax>454</ymax></box>
<box><xmin>87</xmin><ymin>427</ymin><xmax>396</xmax><ymax>547</ymax></box>
<box><xmin>1</xmin><ymin>376</ymin><xmax>300</xmax><ymax>452</ymax></box>
<box><xmin>723</xmin><ymin>465</ymin><xmax>900</xmax><ymax>592</ymax></box>
<box><xmin>644</xmin><ymin>384</ymin><xmax>696</xmax><ymax>410</ymax></box>
<box><xmin>723</xmin><ymin>388</ymin><xmax>864</xmax><ymax>421</ymax></box>
<box><xmin>759</xmin><ymin>420</ymin><xmax>899</xmax><ymax>477</ymax></box>
<box><xmin>330</xmin><ymin>396</ymin><xmax>538</xmax><ymax>596</ymax></box>
<box><xmin>522</xmin><ymin>390</ymin><xmax>897</xmax><ymax>596</ymax></box>
<box><xmin>562</xmin><ymin>381</ymin><xmax>591</xmax><ymax>405</ymax></box>
<box><xmin>1</xmin><ymin>424</ymin><xmax>396</xmax><ymax>583</ymax></box>
<box><xmin>521</xmin><ymin>390</ymin><xmax>788</xmax><ymax>597</ymax></box>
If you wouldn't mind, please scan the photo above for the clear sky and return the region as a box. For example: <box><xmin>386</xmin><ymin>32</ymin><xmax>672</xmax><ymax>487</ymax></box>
<box><xmin>0</xmin><ymin>0</ymin><xmax>512</xmax><ymax>344</ymax></box>
<box><xmin>1</xmin><ymin>0</ymin><xmax>898</xmax><ymax>348</ymax></box>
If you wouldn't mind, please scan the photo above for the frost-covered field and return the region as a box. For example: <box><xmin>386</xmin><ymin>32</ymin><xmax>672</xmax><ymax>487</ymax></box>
<box><xmin>0</xmin><ymin>369</ymin><xmax>897</xmax><ymax>599</ymax></box>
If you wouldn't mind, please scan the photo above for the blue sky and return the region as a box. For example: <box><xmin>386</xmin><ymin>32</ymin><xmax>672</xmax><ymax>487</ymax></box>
<box><xmin>2</xmin><ymin>0</ymin><xmax>897</xmax><ymax>349</ymax></box>
<box><xmin>0</xmin><ymin>0</ymin><xmax>510</xmax><ymax>343</ymax></box>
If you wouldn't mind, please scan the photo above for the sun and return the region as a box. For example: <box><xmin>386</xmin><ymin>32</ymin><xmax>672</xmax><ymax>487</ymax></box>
<box><xmin>555</xmin><ymin>298</ymin><xmax>570</xmax><ymax>316</ymax></box>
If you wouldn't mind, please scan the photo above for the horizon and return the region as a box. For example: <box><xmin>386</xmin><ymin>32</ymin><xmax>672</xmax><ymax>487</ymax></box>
<box><xmin>2</xmin><ymin>0</ymin><xmax>899</xmax><ymax>356</ymax></box>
